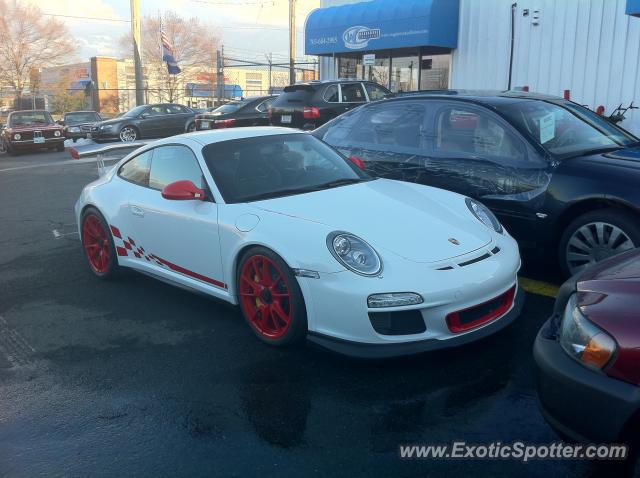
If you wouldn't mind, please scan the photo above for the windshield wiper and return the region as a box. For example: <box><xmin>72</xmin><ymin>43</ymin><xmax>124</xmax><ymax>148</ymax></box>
<box><xmin>563</xmin><ymin>146</ymin><xmax>624</xmax><ymax>159</ymax></box>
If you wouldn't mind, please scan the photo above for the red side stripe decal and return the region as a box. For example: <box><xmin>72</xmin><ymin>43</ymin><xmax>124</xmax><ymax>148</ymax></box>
<box><xmin>116</xmin><ymin>246</ymin><xmax>128</xmax><ymax>257</ymax></box>
<box><xmin>110</xmin><ymin>225</ymin><xmax>122</xmax><ymax>239</ymax></box>
<box><xmin>128</xmin><ymin>237</ymin><xmax>136</xmax><ymax>246</ymax></box>
<box><xmin>153</xmin><ymin>255</ymin><xmax>228</xmax><ymax>289</ymax></box>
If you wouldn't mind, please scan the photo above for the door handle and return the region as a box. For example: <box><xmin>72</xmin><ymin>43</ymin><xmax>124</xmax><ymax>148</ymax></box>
<box><xmin>130</xmin><ymin>205</ymin><xmax>145</xmax><ymax>217</ymax></box>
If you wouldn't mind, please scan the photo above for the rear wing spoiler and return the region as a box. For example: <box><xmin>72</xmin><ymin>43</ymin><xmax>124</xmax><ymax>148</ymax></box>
<box><xmin>69</xmin><ymin>141</ymin><xmax>151</xmax><ymax>177</ymax></box>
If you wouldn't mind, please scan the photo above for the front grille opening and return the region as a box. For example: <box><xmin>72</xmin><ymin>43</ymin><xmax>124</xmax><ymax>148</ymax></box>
<box><xmin>369</xmin><ymin>310</ymin><xmax>426</xmax><ymax>336</ymax></box>
<box><xmin>459</xmin><ymin>253</ymin><xmax>491</xmax><ymax>267</ymax></box>
<box><xmin>491</xmin><ymin>246</ymin><xmax>500</xmax><ymax>255</ymax></box>
<box><xmin>446</xmin><ymin>285</ymin><xmax>516</xmax><ymax>333</ymax></box>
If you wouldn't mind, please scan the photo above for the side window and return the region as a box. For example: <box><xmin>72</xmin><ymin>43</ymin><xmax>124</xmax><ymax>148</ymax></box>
<box><xmin>149</xmin><ymin>145</ymin><xmax>205</xmax><ymax>191</ymax></box>
<box><xmin>364</xmin><ymin>83</ymin><xmax>388</xmax><ymax>101</ymax></box>
<box><xmin>147</xmin><ymin>105</ymin><xmax>166</xmax><ymax>116</ymax></box>
<box><xmin>435</xmin><ymin>105</ymin><xmax>524</xmax><ymax>160</ymax></box>
<box><xmin>118</xmin><ymin>150</ymin><xmax>152</xmax><ymax>186</ymax></box>
<box><xmin>321</xmin><ymin>102</ymin><xmax>426</xmax><ymax>151</ymax></box>
<box><xmin>167</xmin><ymin>104</ymin><xmax>187</xmax><ymax>114</ymax></box>
<box><xmin>256</xmin><ymin>98</ymin><xmax>273</xmax><ymax>112</ymax></box>
<box><xmin>340</xmin><ymin>83</ymin><xmax>366</xmax><ymax>103</ymax></box>
<box><xmin>323</xmin><ymin>85</ymin><xmax>339</xmax><ymax>103</ymax></box>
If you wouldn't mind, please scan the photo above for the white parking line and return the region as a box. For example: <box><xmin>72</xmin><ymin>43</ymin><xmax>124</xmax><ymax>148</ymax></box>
<box><xmin>52</xmin><ymin>228</ymin><xmax>78</xmax><ymax>239</ymax></box>
<box><xmin>0</xmin><ymin>156</ymin><xmax>121</xmax><ymax>173</ymax></box>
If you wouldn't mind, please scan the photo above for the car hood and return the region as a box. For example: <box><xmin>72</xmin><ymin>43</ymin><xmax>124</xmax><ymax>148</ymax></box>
<box><xmin>576</xmin><ymin>249</ymin><xmax>640</xmax><ymax>383</ymax></box>
<box><xmin>572</xmin><ymin>145</ymin><xmax>640</xmax><ymax>169</ymax></box>
<box><xmin>252</xmin><ymin>179</ymin><xmax>492</xmax><ymax>263</ymax></box>
<box><xmin>97</xmin><ymin>117</ymin><xmax>126</xmax><ymax>127</ymax></box>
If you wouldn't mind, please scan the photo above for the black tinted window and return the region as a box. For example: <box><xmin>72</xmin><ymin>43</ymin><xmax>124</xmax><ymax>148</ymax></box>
<box><xmin>119</xmin><ymin>150</ymin><xmax>152</xmax><ymax>186</ymax></box>
<box><xmin>323</xmin><ymin>85</ymin><xmax>339</xmax><ymax>102</ymax></box>
<box><xmin>273</xmin><ymin>86</ymin><xmax>315</xmax><ymax>104</ymax></box>
<box><xmin>435</xmin><ymin>105</ymin><xmax>524</xmax><ymax>159</ymax></box>
<box><xmin>149</xmin><ymin>145</ymin><xmax>204</xmax><ymax>190</ymax></box>
<box><xmin>365</xmin><ymin>83</ymin><xmax>388</xmax><ymax>101</ymax></box>
<box><xmin>319</xmin><ymin>102</ymin><xmax>426</xmax><ymax>151</ymax></box>
<box><xmin>341</xmin><ymin>83</ymin><xmax>366</xmax><ymax>103</ymax></box>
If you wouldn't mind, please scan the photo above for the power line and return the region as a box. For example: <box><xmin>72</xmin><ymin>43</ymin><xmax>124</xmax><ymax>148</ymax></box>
<box><xmin>42</xmin><ymin>13</ymin><xmax>130</xmax><ymax>23</ymax></box>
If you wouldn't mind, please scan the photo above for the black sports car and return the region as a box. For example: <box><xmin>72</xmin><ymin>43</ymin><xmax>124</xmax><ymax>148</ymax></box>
<box><xmin>60</xmin><ymin>111</ymin><xmax>103</xmax><ymax>142</ymax></box>
<box><xmin>93</xmin><ymin>103</ymin><xmax>196</xmax><ymax>142</ymax></box>
<box><xmin>195</xmin><ymin>96</ymin><xmax>276</xmax><ymax>130</ymax></box>
<box><xmin>313</xmin><ymin>90</ymin><xmax>640</xmax><ymax>276</ymax></box>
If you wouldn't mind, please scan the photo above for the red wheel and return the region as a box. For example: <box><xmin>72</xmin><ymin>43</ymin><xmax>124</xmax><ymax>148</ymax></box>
<box><xmin>81</xmin><ymin>207</ymin><xmax>119</xmax><ymax>279</ymax></box>
<box><xmin>237</xmin><ymin>248</ymin><xmax>307</xmax><ymax>345</ymax></box>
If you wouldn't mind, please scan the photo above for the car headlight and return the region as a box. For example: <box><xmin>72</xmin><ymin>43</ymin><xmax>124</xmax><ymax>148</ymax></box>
<box><xmin>14</xmin><ymin>133</ymin><xmax>20</xmax><ymax>140</ymax></box>
<box><xmin>465</xmin><ymin>197</ymin><xmax>503</xmax><ymax>234</ymax></box>
<box><xmin>559</xmin><ymin>294</ymin><xmax>617</xmax><ymax>370</ymax></box>
<box><xmin>68</xmin><ymin>127</ymin><xmax>80</xmax><ymax>133</ymax></box>
<box><xmin>54</xmin><ymin>130</ymin><xmax>61</xmax><ymax>137</ymax></box>
<box><xmin>327</xmin><ymin>231</ymin><xmax>382</xmax><ymax>276</ymax></box>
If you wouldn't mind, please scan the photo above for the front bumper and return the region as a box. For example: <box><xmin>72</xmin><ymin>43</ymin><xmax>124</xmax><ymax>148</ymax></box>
<box><xmin>300</xmin><ymin>235</ymin><xmax>522</xmax><ymax>358</ymax></box>
<box><xmin>11</xmin><ymin>137</ymin><xmax>65</xmax><ymax>149</ymax></box>
<box><xmin>308</xmin><ymin>286</ymin><xmax>524</xmax><ymax>358</ymax></box>
<box><xmin>534</xmin><ymin>319</ymin><xmax>640</xmax><ymax>443</ymax></box>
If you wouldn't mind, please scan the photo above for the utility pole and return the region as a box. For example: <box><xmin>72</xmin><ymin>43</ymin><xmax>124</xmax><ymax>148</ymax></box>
<box><xmin>289</xmin><ymin>0</ymin><xmax>296</xmax><ymax>85</ymax></box>
<box><xmin>266</xmin><ymin>53</ymin><xmax>273</xmax><ymax>94</ymax></box>
<box><xmin>216</xmin><ymin>46</ymin><xmax>225</xmax><ymax>103</ymax></box>
<box><xmin>131</xmin><ymin>0</ymin><xmax>145</xmax><ymax>106</ymax></box>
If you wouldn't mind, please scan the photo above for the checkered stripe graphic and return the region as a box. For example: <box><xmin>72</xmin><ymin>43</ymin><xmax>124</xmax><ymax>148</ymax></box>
<box><xmin>108</xmin><ymin>224</ymin><xmax>227</xmax><ymax>289</ymax></box>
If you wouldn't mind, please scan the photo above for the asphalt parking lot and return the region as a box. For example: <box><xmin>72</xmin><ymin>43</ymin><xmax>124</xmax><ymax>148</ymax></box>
<box><xmin>0</xmin><ymin>148</ymin><xmax>599</xmax><ymax>477</ymax></box>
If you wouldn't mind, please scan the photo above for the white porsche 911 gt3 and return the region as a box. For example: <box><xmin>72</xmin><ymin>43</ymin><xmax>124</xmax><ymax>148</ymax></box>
<box><xmin>75</xmin><ymin>127</ymin><xmax>523</xmax><ymax>358</ymax></box>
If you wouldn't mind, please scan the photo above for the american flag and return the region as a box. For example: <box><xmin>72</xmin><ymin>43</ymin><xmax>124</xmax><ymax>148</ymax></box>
<box><xmin>160</xmin><ymin>30</ymin><xmax>181</xmax><ymax>75</ymax></box>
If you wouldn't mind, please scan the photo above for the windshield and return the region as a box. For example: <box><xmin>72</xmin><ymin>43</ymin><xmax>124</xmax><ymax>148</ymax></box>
<box><xmin>123</xmin><ymin>105</ymin><xmax>148</xmax><ymax>117</ymax></box>
<box><xmin>498</xmin><ymin>100</ymin><xmax>637</xmax><ymax>158</ymax></box>
<box><xmin>10</xmin><ymin>111</ymin><xmax>54</xmax><ymax>126</ymax></box>
<box><xmin>65</xmin><ymin>112</ymin><xmax>99</xmax><ymax>124</ymax></box>
<box><xmin>212</xmin><ymin>101</ymin><xmax>246</xmax><ymax>115</ymax></box>
<box><xmin>202</xmin><ymin>133</ymin><xmax>370</xmax><ymax>203</ymax></box>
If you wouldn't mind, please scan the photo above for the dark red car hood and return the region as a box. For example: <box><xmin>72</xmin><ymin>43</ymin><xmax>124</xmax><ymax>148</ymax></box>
<box><xmin>576</xmin><ymin>249</ymin><xmax>640</xmax><ymax>384</ymax></box>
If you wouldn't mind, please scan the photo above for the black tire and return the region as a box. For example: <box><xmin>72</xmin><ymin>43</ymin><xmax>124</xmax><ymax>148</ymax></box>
<box><xmin>186</xmin><ymin>122</ymin><xmax>196</xmax><ymax>133</ymax></box>
<box><xmin>56</xmin><ymin>143</ymin><xmax>65</xmax><ymax>152</ymax></box>
<box><xmin>4</xmin><ymin>140</ymin><xmax>16</xmax><ymax>156</ymax></box>
<box><xmin>119</xmin><ymin>125</ymin><xmax>138</xmax><ymax>142</ymax></box>
<box><xmin>80</xmin><ymin>207</ymin><xmax>121</xmax><ymax>280</ymax></box>
<box><xmin>236</xmin><ymin>246</ymin><xmax>307</xmax><ymax>346</ymax></box>
<box><xmin>558</xmin><ymin>208</ymin><xmax>640</xmax><ymax>277</ymax></box>
<box><xmin>72</xmin><ymin>138</ymin><xmax>77</xmax><ymax>143</ymax></box>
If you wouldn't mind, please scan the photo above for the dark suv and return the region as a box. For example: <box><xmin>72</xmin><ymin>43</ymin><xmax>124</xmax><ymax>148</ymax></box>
<box><xmin>313</xmin><ymin>90</ymin><xmax>640</xmax><ymax>277</ymax></box>
<box><xmin>269</xmin><ymin>80</ymin><xmax>389</xmax><ymax>130</ymax></box>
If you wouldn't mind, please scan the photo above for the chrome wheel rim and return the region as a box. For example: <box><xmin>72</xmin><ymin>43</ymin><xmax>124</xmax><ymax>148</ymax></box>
<box><xmin>119</xmin><ymin>127</ymin><xmax>137</xmax><ymax>142</ymax></box>
<box><xmin>566</xmin><ymin>221</ymin><xmax>635</xmax><ymax>275</ymax></box>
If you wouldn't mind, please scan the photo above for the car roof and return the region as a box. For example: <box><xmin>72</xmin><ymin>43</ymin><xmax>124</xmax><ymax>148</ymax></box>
<box><xmin>155</xmin><ymin>126</ymin><xmax>305</xmax><ymax>147</ymax></box>
<box><xmin>386</xmin><ymin>89</ymin><xmax>564</xmax><ymax>106</ymax></box>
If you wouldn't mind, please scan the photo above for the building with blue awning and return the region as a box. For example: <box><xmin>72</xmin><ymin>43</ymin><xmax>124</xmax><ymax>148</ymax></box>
<box><xmin>305</xmin><ymin>0</ymin><xmax>640</xmax><ymax>135</ymax></box>
<box><xmin>306</xmin><ymin>0</ymin><xmax>458</xmax><ymax>92</ymax></box>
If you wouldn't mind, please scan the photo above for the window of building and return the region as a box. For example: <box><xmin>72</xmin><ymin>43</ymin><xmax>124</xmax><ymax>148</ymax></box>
<box><xmin>420</xmin><ymin>54</ymin><xmax>451</xmax><ymax>90</ymax></box>
<box><xmin>390</xmin><ymin>49</ymin><xmax>419</xmax><ymax>93</ymax></box>
<box><xmin>363</xmin><ymin>54</ymin><xmax>390</xmax><ymax>89</ymax></box>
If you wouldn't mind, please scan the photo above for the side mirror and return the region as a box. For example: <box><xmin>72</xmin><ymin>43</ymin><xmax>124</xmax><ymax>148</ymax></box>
<box><xmin>348</xmin><ymin>155</ymin><xmax>366</xmax><ymax>170</ymax></box>
<box><xmin>161</xmin><ymin>180</ymin><xmax>206</xmax><ymax>201</ymax></box>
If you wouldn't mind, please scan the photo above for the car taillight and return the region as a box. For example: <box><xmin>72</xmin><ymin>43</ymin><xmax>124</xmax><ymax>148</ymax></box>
<box><xmin>303</xmin><ymin>106</ymin><xmax>320</xmax><ymax>119</ymax></box>
<box><xmin>348</xmin><ymin>155</ymin><xmax>366</xmax><ymax>170</ymax></box>
<box><xmin>213</xmin><ymin>119</ymin><xmax>236</xmax><ymax>128</ymax></box>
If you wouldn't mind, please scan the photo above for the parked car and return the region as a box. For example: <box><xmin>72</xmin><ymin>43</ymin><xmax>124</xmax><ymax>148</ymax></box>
<box><xmin>75</xmin><ymin>127</ymin><xmax>523</xmax><ymax>357</ymax></box>
<box><xmin>195</xmin><ymin>95</ymin><xmax>276</xmax><ymax>130</ymax></box>
<box><xmin>0</xmin><ymin>110</ymin><xmax>64</xmax><ymax>154</ymax></box>
<box><xmin>60</xmin><ymin>111</ymin><xmax>103</xmax><ymax>142</ymax></box>
<box><xmin>534</xmin><ymin>249</ymin><xmax>640</xmax><ymax>472</ymax></box>
<box><xmin>314</xmin><ymin>90</ymin><xmax>640</xmax><ymax>276</ymax></box>
<box><xmin>269</xmin><ymin>80</ymin><xmax>390</xmax><ymax>130</ymax></box>
<box><xmin>93</xmin><ymin>103</ymin><xmax>196</xmax><ymax>142</ymax></box>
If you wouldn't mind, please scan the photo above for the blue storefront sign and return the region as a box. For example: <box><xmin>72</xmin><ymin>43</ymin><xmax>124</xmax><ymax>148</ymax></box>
<box><xmin>305</xmin><ymin>0</ymin><xmax>459</xmax><ymax>55</ymax></box>
<box><xmin>627</xmin><ymin>0</ymin><xmax>640</xmax><ymax>16</ymax></box>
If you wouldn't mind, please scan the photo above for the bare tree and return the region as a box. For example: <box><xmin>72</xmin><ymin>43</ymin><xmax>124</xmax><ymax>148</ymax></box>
<box><xmin>121</xmin><ymin>11</ymin><xmax>220</xmax><ymax>104</ymax></box>
<box><xmin>0</xmin><ymin>0</ymin><xmax>76</xmax><ymax>100</ymax></box>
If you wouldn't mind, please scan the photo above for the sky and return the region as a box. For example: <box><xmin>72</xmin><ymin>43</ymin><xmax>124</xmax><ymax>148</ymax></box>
<box><xmin>27</xmin><ymin>0</ymin><xmax>321</xmax><ymax>64</ymax></box>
